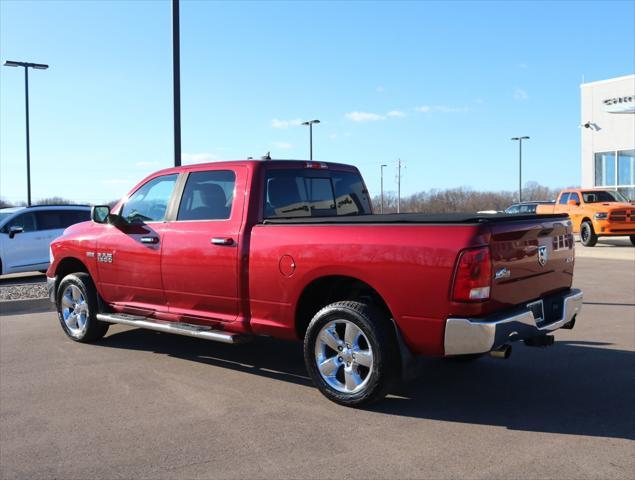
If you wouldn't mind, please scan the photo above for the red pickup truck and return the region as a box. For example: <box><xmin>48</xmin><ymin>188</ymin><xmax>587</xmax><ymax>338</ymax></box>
<box><xmin>47</xmin><ymin>160</ymin><xmax>583</xmax><ymax>406</ymax></box>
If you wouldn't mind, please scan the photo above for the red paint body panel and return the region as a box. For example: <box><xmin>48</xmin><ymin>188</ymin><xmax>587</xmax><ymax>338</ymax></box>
<box><xmin>47</xmin><ymin>160</ymin><xmax>575</xmax><ymax>357</ymax></box>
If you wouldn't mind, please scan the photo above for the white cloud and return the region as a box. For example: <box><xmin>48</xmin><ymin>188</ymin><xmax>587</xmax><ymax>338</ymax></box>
<box><xmin>182</xmin><ymin>152</ymin><xmax>219</xmax><ymax>164</ymax></box>
<box><xmin>517</xmin><ymin>63</ymin><xmax>528</xmax><ymax>69</ymax></box>
<box><xmin>474</xmin><ymin>98</ymin><xmax>485</xmax><ymax>105</ymax></box>
<box><xmin>513</xmin><ymin>88</ymin><xmax>529</xmax><ymax>101</ymax></box>
<box><xmin>416</xmin><ymin>105</ymin><xmax>431</xmax><ymax>113</ymax></box>
<box><xmin>135</xmin><ymin>161</ymin><xmax>158</xmax><ymax>168</ymax></box>
<box><xmin>345</xmin><ymin>111</ymin><xmax>386</xmax><ymax>122</ymax></box>
<box><xmin>271</xmin><ymin>118</ymin><xmax>303</xmax><ymax>129</ymax></box>
<box><xmin>376</xmin><ymin>86</ymin><xmax>385</xmax><ymax>92</ymax></box>
<box><xmin>328</xmin><ymin>133</ymin><xmax>338</xmax><ymax>140</ymax></box>
<box><xmin>272</xmin><ymin>141</ymin><xmax>292</xmax><ymax>150</ymax></box>
<box><xmin>387</xmin><ymin>110</ymin><xmax>406</xmax><ymax>117</ymax></box>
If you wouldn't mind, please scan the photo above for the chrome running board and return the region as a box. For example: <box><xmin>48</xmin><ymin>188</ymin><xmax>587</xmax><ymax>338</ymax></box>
<box><xmin>96</xmin><ymin>313</ymin><xmax>247</xmax><ymax>344</ymax></box>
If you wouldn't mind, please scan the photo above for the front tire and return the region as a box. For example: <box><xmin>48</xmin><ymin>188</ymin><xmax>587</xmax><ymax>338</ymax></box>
<box><xmin>56</xmin><ymin>273</ymin><xmax>109</xmax><ymax>342</ymax></box>
<box><xmin>580</xmin><ymin>221</ymin><xmax>598</xmax><ymax>247</ymax></box>
<box><xmin>304</xmin><ymin>301</ymin><xmax>398</xmax><ymax>407</ymax></box>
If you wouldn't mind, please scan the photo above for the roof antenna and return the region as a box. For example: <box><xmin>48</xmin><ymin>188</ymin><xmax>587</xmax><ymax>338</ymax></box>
<box><xmin>261</xmin><ymin>151</ymin><xmax>271</xmax><ymax>160</ymax></box>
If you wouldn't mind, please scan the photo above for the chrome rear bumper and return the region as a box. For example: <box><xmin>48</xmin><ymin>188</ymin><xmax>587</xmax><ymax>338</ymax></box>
<box><xmin>444</xmin><ymin>289</ymin><xmax>583</xmax><ymax>356</ymax></box>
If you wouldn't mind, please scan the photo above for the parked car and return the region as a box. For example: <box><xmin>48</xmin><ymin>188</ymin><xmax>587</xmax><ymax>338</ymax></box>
<box><xmin>0</xmin><ymin>205</ymin><xmax>91</xmax><ymax>275</ymax></box>
<box><xmin>536</xmin><ymin>189</ymin><xmax>635</xmax><ymax>246</ymax></box>
<box><xmin>505</xmin><ymin>201</ymin><xmax>555</xmax><ymax>214</ymax></box>
<box><xmin>47</xmin><ymin>160</ymin><xmax>582</xmax><ymax>407</ymax></box>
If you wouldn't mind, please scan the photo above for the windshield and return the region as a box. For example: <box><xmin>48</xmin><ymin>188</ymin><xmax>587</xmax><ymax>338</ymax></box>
<box><xmin>581</xmin><ymin>190</ymin><xmax>629</xmax><ymax>203</ymax></box>
<box><xmin>0</xmin><ymin>212</ymin><xmax>13</xmax><ymax>224</ymax></box>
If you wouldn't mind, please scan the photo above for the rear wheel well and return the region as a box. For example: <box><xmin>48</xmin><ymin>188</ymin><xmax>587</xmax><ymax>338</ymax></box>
<box><xmin>295</xmin><ymin>276</ymin><xmax>393</xmax><ymax>339</ymax></box>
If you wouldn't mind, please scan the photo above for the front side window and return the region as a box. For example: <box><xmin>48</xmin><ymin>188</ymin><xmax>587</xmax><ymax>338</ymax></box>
<box><xmin>558</xmin><ymin>193</ymin><xmax>570</xmax><ymax>205</ymax></box>
<box><xmin>569</xmin><ymin>192</ymin><xmax>580</xmax><ymax>204</ymax></box>
<box><xmin>121</xmin><ymin>174</ymin><xmax>177</xmax><ymax>223</ymax></box>
<box><xmin>4</xmin><ymin>213</ymin><xmax>36</xmax><ymax>233</ymax></box>
<box><xmin>177</xmin><ymin>170</ymin><xmax>236</xmax><ymax>221</ymax></box>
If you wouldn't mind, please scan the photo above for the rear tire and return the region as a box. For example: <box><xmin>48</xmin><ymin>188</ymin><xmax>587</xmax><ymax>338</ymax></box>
<box><xmin>56</xmin><ymin>273</ymin><xmax>109</xmax><ymax>342</ymax></box>
<box><xmin>304</xmin><ymin>301</ymin><xmax>398</xmax><ymax>407</ymax></box>
<box><xmin>630</xmin><ymin>235</ymin><xmax>635</xmax><ymax>246</ymax></box>
<box><xmin>580</xmin><ymin>221</ymin><xmax>598</xmax><ymax>247</ymax></box>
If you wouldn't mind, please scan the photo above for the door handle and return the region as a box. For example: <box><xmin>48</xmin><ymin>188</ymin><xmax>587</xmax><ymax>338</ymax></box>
<box><xmin>211</xmin><ymin>237</ymin><xmax>234</xmax><ymax>246</ymax></box>
<box><xmin>140</xmin><ymin>236</ymin><xmax>159</xmax><ymax>244</ymax></box>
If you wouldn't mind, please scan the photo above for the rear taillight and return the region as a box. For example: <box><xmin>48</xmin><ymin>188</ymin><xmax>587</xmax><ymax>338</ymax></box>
<box><xmin>451</xmin><ymin>246</ymin><xmax>492</xmax><ymax>302</ymax></box>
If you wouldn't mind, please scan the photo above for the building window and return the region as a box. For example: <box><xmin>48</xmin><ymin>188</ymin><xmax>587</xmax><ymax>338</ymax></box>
<box><xmin>594</xmin><ymin>149</ymin><xmax>635</xmax><ymax>200</ymax></box>
<box><xmin>594</xmin><ymin>152</ymin><xmax>615</xmax><ymax>186</ymax></box>
<box><xmin>618</xmin><ymin>149</ymin><xmax>635</xmax><ymax>186</ymax></box>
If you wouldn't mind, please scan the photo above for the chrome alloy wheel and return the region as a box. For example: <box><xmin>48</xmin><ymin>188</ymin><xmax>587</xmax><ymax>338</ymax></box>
<box><xmin>61</xmin><ymin>285</ymin><xmax>89</xmax><ymax>337</ymax></box>
<box><xmin>314</xmin><ymin>319</ymin><xmax>374</xmax><ymax>394</ymax></box>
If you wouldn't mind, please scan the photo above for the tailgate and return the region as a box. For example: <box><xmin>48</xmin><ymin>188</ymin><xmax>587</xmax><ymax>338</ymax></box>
<box><xmin>488</xmin><ymin>216</ymin><xmax>574</xmax><ymax>309</ymax></box>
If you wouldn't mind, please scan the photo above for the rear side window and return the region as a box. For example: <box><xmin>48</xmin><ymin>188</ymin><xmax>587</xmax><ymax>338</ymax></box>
<box><xmin>264</xmin><ymin>169</ymin><xmax>371</xmax><ymax>219</ymax></box>
<box><xmin>558</xmin><ymin>193</ymin><xmax>570</xmax><ymax>205</ymax></box>
<box><xmin>177</xmin><ymin>170</ymin><xmax>236</xmax><ymax>221</ymax></box>
<box><xmin>34</xmin><ymin>210</ymin><xmax>89</xmax><ymax>230</ymax></box>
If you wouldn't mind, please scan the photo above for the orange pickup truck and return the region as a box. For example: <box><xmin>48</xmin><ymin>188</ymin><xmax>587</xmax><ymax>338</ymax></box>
<box><xmin>537</xmin><ymin>189</ymin><xmax>635</xmax><ymax>246</ymax></box>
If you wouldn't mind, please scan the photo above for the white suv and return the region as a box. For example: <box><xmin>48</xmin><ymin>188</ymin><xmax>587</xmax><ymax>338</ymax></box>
<box><xmin>0</xmin><ymin>205</ymin><xmax>91</xmax><ymax>275</ymax></box>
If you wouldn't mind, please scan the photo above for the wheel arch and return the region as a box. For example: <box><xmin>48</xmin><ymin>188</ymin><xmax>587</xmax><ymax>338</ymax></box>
<box><xmin>53</xmin><ymin>256</ymin><xmax>90</xmax><ymax>294</ymax></box>
<box><xmin>295</xmin><ymin>275</ymin><xmax>394</xmax><ymax>340</ymax></box>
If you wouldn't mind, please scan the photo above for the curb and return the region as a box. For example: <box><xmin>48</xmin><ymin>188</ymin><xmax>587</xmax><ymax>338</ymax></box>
<box><xmin>0</xmin><ymin>298</ymin><xmax>53</xmax><ymax>316</ymax></box>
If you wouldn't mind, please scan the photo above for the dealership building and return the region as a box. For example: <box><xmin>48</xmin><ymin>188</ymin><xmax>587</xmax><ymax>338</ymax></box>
<box><xmin>580</xmin><ymin>74</ymin><xmax>635</xmax><ymax>199</ymax></box>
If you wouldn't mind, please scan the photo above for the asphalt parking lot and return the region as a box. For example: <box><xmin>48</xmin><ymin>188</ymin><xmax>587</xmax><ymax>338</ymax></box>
<box><xmin>1</xmin><ymin>250</ymin><xmax>634</xmax><ymax>479</ymax></box>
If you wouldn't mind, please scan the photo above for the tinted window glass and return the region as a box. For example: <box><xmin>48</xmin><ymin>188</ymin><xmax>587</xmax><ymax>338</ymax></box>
<box><xmin>582</xmin><ymin>190</ymin><xmax>628</xmax><ymax>203</ymax></box>
<box><xmin>505</xmin><ymin>205</ymin><xmax>519</xmax><ymax>214</ymax></box>
<box><xmin>519</xmin><ymin>204</ymin><xmax>535</xmax><ymax>213</ymax></box>
<box><xmin>558</xmin><ymin>193</ymin><xmax>570</xmax><ymax>205</ymax></box>
<box><xmin>569</xmin><ymin>193</ymin><xmax>580</xmax><ymax>204</ymax></box>
<box><xmin>177</xmin><ymin>170</ymin><xmax>236</xmax><ymax>221</ymax></box>
<box><xmin>35</xmin><ymin>211</ymin><xmax>65</xmax><ymax>230</ymax></box>
<box><xmin>5</xmin><ymin>213</ymin><xmax>36</xmax><ymax>232</ymax></box>
<box><xmin>264</xmin><ymin>169</ymin><xmax>370</xmax><ymax>218</ymax></box>
<box><xmin>332</xmin><ymin>171</ymin><xmax>372</xmax><ymax>215</ymax></box>
<box><xmin>121</xmin><ymin>174</ymin><xmax>177</xmax><ymax>223</ymax></box>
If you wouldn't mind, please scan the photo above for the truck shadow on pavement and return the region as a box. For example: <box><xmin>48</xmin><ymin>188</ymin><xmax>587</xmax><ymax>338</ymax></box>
<box><xmin>100</xmin><ymin>329</ymin><xmax>634</xmax><ymax>441</ymax></box>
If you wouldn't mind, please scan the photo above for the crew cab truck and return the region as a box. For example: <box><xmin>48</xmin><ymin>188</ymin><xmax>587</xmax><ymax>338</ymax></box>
<box><xmin>47</xmin><ymin>160</ymin><xmax>583</xmax><ymax>406</ymax></box>
<box><xmin>536</xmin><ymin>189</ymin><xmax>635</xmax><ymax>247</ymax></box>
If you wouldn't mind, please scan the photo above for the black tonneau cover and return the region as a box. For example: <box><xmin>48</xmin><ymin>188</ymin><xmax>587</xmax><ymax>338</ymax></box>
<box><xmin>261</xmin><ymin>212</ymin><xmax>569</xmax><ymax>225</ymax></box>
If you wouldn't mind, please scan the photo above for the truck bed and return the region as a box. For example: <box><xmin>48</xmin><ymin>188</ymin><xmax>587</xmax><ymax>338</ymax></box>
<box><xmin>261</xmin><ymin>212</ymin><xmax>569</xmax><ymax>224</ymax></box>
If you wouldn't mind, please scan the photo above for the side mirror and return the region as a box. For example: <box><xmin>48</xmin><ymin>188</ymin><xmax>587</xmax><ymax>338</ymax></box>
<box><xmin>567</xmin><ymin>199</ymin><xmax>579</xmax><ymax>207</ymax></box>
<box><xmin>8</xmin><ymin>226</ymin><xmax>24</xmax><ymax>239</ymax></box>
<box><xmin>91</xmin><ymin>205</ymin><xmax>111</xmax><ymax>224</ymax></box>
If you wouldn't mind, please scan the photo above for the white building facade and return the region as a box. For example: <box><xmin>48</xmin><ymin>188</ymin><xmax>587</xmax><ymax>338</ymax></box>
<box><xmin>580</xmin><ymin>74</ymin><xmax>635</xmax><ymax>199</ymax></box>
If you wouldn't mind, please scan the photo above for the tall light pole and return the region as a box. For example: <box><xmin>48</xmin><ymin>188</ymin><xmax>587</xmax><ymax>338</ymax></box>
<box><xmin>396</xmin><ymin>158</ymin><xmax>402</xmax><ymax>214</ymax></box>
<box><xmin>301</xmin><ymin>119</ymin><xmax>320</xmax><ymax>160</ymax></box>
<box><xmin>3</xmin><ymin>60</ymin><xmax>49</xmax><ymax>206</ymax></box>
<box><xmin>172</xmin><ymin>0</ymin><xmax>182</xmax><ymax>167</ymax></box>
<box><xmin>511</xmin><ymin>136</ymin><xmax>529</xmax><ymax>202</ymax></box>
<box><xmin>380</xmin><ymin>164</ymin><xmax>387</xmax><ymax>214</ymax></box>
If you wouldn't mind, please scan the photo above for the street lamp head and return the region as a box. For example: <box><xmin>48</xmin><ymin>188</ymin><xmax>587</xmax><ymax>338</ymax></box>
<box><xmin>511</xmin><ymin>136</ymin><xmax>530</xmax><ymax>141</ymax></box>
<box><xmin>3</xmin><ymin>60</ymin><xmax>49</xmax><ymax>69</ymax></box>
<box><xmin>381</xmin><ymin>164</ymin><xmax>387</xmax><ymax>167</ymax></box>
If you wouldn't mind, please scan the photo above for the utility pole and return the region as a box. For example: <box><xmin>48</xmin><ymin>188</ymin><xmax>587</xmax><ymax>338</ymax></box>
<box><xmin>380</xmin><ymin>164</ymin><xmax>387</xmax><ymax>214</ymax></box>
<box><xmin>3</xmin><ymin>60</ymin><xmax>49</xmax><ymax>206</ymax></box>
<box><xmin>396</xmin><ymin>158</ymin><xmax>402</xmax><ymax>214</ymax></box>
<box><xmin>511</xmin><ymin>136</ymin><xmax>530</xmax><ymax>202</ymax></box>
<box><xmin>172</xmin><ymin>0</ymin><xmax>182</xmax><ymax>167</ymax></box>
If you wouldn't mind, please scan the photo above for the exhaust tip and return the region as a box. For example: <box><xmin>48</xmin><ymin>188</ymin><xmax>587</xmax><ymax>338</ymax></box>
<box><xmin>490</xmin><ymin>344</ymin><xmax>512</xmax><ymax>359</ymax></box>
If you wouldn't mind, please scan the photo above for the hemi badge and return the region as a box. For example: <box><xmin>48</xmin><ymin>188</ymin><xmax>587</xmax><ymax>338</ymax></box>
<box><xmin>86</xmin><ymin>252</ymin><xmax>95</xmax><ymax>258</ymax></box>
<box><xmin>495</xmin><ymin>268</ymin><xmax>511</xmax><ymax>280</ymax></box>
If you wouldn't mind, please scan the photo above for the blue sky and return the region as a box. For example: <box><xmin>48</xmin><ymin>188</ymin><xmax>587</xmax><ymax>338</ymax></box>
<box><xmin>1</xmin><ymin>0</ymin><xmax>634</xmax><ymax>204</ymax></box>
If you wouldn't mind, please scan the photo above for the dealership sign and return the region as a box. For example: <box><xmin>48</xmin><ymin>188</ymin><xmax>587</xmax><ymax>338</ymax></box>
<box><xmin>603</xmin><ymin>95</ymin><xmax>635</xmax><ymax>113</ymax></box>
